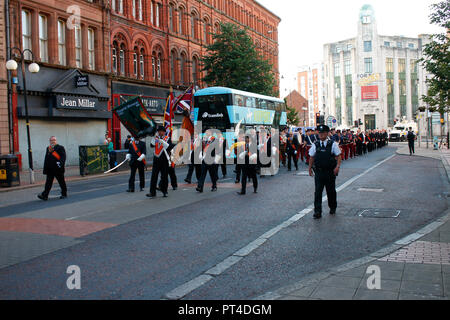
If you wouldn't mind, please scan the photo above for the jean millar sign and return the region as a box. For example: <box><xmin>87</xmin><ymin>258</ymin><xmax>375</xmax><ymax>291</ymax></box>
<box><xmin>54</xmin><ymin>95</ymin><xmax>99</xmax><ymax>110</ymax></box>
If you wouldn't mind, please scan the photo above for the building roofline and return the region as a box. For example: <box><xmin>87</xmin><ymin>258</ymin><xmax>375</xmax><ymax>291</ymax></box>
<box><xmin>253</xmin><ymin>0</ymin><xmax>282</xmax><ymax>22</ymax></box>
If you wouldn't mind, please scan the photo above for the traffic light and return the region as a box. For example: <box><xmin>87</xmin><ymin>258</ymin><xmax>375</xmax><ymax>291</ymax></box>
<box><xmin>354</xmin><ymin>120</ymin><xmax>359</xmax><ymax>127</ymax></box>
<box><xmin>316</xmin><ymin>113</ymin><xmax>321</xmax><ymax>125</ymax></box>
<box><xmin>359</xmin><ymin>119</ymin><xmax>363</xmax><ymax>126</ymax></box>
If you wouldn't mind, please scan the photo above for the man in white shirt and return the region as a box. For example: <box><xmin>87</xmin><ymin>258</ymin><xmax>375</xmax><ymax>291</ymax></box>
<box><xmin>309</xmin><ymin>125</ymin><xmax>342</xmax><ymax>219</ymax></box>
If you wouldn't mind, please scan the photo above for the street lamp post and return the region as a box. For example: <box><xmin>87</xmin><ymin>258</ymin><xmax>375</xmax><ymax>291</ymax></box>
<box><xmin>6</xmin><ymin>48</ymin><xmax>40</xmax><ymax>184</ymax></box>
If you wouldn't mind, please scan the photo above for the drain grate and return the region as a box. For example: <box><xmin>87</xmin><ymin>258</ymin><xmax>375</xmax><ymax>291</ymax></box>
<box><xmin>358</xmin><ymin>209</ymin><xmax>401</xmax><ymax>218</ymax></box>
<box><xmin>296</xmin><ymin>171</ymin><xmax>310</xmax><ymax>176</ymax></box>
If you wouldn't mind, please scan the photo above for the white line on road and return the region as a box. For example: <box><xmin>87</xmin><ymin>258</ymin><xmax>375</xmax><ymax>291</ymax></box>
<box><xmin>163</xmin><ymin>153</ymin><xmax>397</xmax><ymax>299</ymax></box>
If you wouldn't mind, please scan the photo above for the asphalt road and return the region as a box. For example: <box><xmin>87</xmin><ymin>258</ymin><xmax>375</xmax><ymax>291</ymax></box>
<box><xmin>0</xmin><ymin>144</ymin><xmax>448</xmax><ymax>299</ymax></box>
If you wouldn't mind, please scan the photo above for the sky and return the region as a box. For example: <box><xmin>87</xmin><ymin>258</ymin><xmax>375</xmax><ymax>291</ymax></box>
<box><xmin>256</xmin><ymin>0</ymin><xmax>445</xmax><ymax>97</ymax></box>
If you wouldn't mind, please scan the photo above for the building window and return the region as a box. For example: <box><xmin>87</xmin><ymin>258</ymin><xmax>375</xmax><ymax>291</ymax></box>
<box><xmin>386</xmin><ymin>58</ymin><xmax>394</xmax><ymax>73</ymax></box>
<box><xmin>364</xmin><ymin>58</ymin><xmax>372</xmax><ymax>74</ymax></box>
<box><xmin>344</xmin><ymin>60</ymin><xmax>351</xmax><ymax>75</ymax></box>
<box><xmin>192</xmin><ymin>56</ymin><xmax>199</xmax><ymax>84</ymax></box>
<box><xmin>157</xmin><ymin>55</ymin><xmax>161</xmax><ymax>81</ymax></box>
<box><xmin>347</xmin><ymin>44</ymin><xmax>353</xmax><ymax>51</ymax></box>
<box><xmin>169</xmin><ymin>4</ymin><xmax>175</xmax><ymax>32</ymax></box>
<box><xmin>334</xmin><ymin>63</ymin><xmax>340</xmax><ymax>77</ymax></box>
<box><xmin>132</xmin><ymin>0</ymin><xmax>136</xmax><ymax>18</ymax></box>
<box><xmin>180</xmin><ymin>53</ymin><xmax>186</xmax><ymax>84</ymax></box>
<box><xmin>408</xmin><ymin>43</ymin><xmax>414</xmax><ymax>49</ymax></box>
<box><xmin>156</xmin><ymin>3</ymin><xmax>161</xmax><ymax>27</ymax></box>
<box><xmin>119</xmin><ymin>47</ymin><xmax>125</xmax><ymax>75</ymax></box>
<box><xmin>386</xmin><ymin>79</ymin><xmax>394</xmax><ymax>95</ymax></box>
<box><xmin>397</xmin><ymin>42</ymin><xmax>402</xmax><ymax>48</ymax></box>
<box><xmin>87</xmin><ymin>29</ymin><xmax>95</xmax><ymax>70</ymax></box>
<box><xmin>112</xmin><ymin>0</ymin><xmax>116</xmax><ymax>11</ymax></box>
<box><xmin>191</xmin><ymin>13</ymin><xmax>197</xmax><ymax>39</ymax></box>
<box><xmin>39</xmin><ymin>15</ymin><xmax>48</xmax><ymax>62</ymax></box>
<box><xmin>178</xmin><ymin>7</ymin><xmax>184</xmax><ymax>35</ymax></box>
<box><xmin>410</xmin><ymin>60</ymin><xmax>418</xmax><ymax>74</ymax></box>
<box><xmin>364</xmin><ymin>41</ymin><xmax>372</xmax><ymax>52</ymax></box>
<box><xmin>384</xmin><ymin>41</ymin><xmax>390</xmax><ymax>47</ymax></box>
<box><xmin>151</xmin><ymin>56</ymin><xmax>155</xmax><ymax>79</ymax></box>
<box><xmin>133</xmin><ymin>53</ymin><xmax>138</xmax><ymax>77</ymax></box>
<box><xmin>58</xmin><ymin>20</ymin><xmax>66</xmax><ymax>65</ymax></box>
<box><xmin>398</xmin><ymin>58</ymin><xmax>406</xmax><ymax>73</ymax></box>
<box><xmin>140</xmin><ymin>50</ymin><xmax>145</xmax><ymax>79</ymax></box>
<box><xmin>150</xmin><ymin>1</ymin><xmax>154</xmax><ymax>25</ymax></box>
<box><xmin>74</xmin><ymin>26</ymin><xmax>82</xmax><ymax>68</ymax></box>
<box><xmin>118</xmin><ymin>0</ymin><xmax>123</xmax><ymax>14</ymax></box>
<box><xmin>112</xmin><ymin>48</ymin><xmax>117</xmax><ymax>73</ymax></box>
<box><xmin>21</xmin><ymin>10</ymin><xmax>32</xmax><ymax>60</ymax></box>
<box><xmin>138</xmin><ymin>0</ymin><xmax>143</xmax><ymax>21</ymax></box>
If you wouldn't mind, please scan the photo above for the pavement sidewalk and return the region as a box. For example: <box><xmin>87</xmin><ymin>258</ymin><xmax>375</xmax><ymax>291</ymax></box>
<box><xmin>257</xmin><ymin>144</ymin><xmax>450</xmax><ymax>300</ymax></box>
<box><xmin>0</xmin><ymin>166</ymin><xmax>130</xmax><ymax>193</ymax></box>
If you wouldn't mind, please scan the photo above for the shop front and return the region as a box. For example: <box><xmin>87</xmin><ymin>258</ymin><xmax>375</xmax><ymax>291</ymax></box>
<box><xmin>14</xmin><ymin>67</ymin><xmax>110</xmax><ymax>169</ymax></box>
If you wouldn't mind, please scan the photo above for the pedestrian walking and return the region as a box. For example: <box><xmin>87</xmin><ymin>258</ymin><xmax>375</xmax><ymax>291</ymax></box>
<box><xmin>309</xmin><ymin>125</ymin><xmax>342</xmax><ymax>219</ymax></box>
<box><xmin>407</xmin><ymin>127</ymin><xmax>416</xmax><ymax>155</ymax></box>
<box><xmin>38</xmin><ymin>136</ymin><xmax>67</xmax><ymax>200</ymax></box>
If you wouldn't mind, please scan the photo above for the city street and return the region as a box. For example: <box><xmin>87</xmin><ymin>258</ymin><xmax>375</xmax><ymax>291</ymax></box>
<box><xmin>0</xmin><ymin>143</ymin><xmax>448</xmax><ymax>299</ymax></box>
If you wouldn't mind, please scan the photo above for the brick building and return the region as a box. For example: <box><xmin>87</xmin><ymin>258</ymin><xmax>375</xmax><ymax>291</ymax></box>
<box><xmin>2</xmin><ymin>0</ymin><xmax>280</xmax><ymax>169</ymax></box>
<box><xmin>284</xmin><ymin>90</ymin><xmax>309</xmax><ymax>127</ymax></box>
<box><xmin>109</xmin><ymin>0</ymin><xmax>281</xmax><ymax>149</ymax></box>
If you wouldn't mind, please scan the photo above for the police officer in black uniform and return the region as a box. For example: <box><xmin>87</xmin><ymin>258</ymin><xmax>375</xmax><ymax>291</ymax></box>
<box><xmin>308</xmin><ymin>125</ymin><xmax>342</xmax><ymax>219</ymax></box>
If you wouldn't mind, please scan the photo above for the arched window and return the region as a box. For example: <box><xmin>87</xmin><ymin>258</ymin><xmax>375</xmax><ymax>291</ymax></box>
<box><xmin>119</xmin><ymin>44</ymin><xmax>125</xmax><ymax>75</ymax></box>
<box><xmin>192</xmin><ymin>55</ymin><xmax>199</xmax><ymax>85</ymax></box>
<box><xmin>178</xmin><ymin>6</ymin><xmax>185</xmax><ymax>35</ymax></box>
<box><xmin>140</xmin><ymin>48</ymin><xmax>145</xmax><ymax>79</ymax></box>
<box><xmin>180</xmin><ymin>52</ymin><xmax>186</xmax><ymax>84</ymax></box>
<box><xmin>169</xmin><ymin>3</ymin><xmax>175</xmax><ymax>32</ymax></box>
<box><xmin>203</xmin><ymin>18</ymin><xmax>209</xmax><ymax>44</ymax></box>
<box><xmin>170</xmin><ymin>49</ymin><xmax>178</xmax><ymax>84</ymax></box>
<box><xmin>152</xmin><ymin>46</ymin><xmax>163</xmax><ymax>82</ymax></box>
<box><xmin>112</xmin><ymin>33</ymin><xmax>127</xmax><ymax>76</ymax></box>
<box><xmin>191</xmin><ymin>11</ymin><xmax>198</xmax><ymax>39</ymax></box>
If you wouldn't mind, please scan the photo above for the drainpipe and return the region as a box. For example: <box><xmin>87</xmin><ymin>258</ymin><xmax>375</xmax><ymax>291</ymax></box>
<box><xmin>5</xmin><ymin>0</ymin><xmax>13</xmax><ymax>154</ymax></box>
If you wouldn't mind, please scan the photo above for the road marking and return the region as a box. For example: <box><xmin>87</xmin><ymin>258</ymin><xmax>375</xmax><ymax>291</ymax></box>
<box><xmin>357</xmin><ymin>188</ymin><xmax>384</xmax><ymax>193</ymax></box>
<box><xmin>164</xmin><ymin>153</ymin><xmax>397</xmax><ymax>299</ymax></box>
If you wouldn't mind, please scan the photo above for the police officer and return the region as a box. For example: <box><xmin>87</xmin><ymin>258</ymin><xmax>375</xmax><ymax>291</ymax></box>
<box><xmin>126</xmin><ymin>136</ymin><xmax>146</xmax><ymax>192</ymax></box>
<box><xmin>407</xmin><ymin>127</ymin><xmax>416</xmax><ymax>155</ymax></box>
<box><xmin>309</xmin><ymin>125</ymin><xmax>342</xmax><ymax>219</ymax></box>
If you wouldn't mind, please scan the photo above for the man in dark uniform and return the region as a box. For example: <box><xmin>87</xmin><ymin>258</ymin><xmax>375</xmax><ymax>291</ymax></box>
<box><xmin>38</xmin><ymin>136</ymin><xmax>67</xmax><ymax>200</ymax></box>
<box><xmin>309</xmin><ymin>125</ymin><xmax>342</xmax><ymax>219</ymax></box>
<box><xmin>126</xmin><ymin>136</ymin><xmax>146</xmax><ymax>192</ymax></box>
<box><xmin>196</xmin><ymin>132</ymin><xmax>219</xmax><ymax>193</ymax></box>
<box><xmin>147</xmin><ymin>126</ymin><xmax>174</xmax><ymax>198</ymax></box>
<box><xmin>237</xmin><ymin>135</ymin><xmax>258</xmax><ymax>195</ymax></box>
<box><xmin>407</xmin><ymin>127</ymin><xmax>416</xmax><ymax>155</ymax></box>
<box><xmin>286</xmin><ymin>132</ymin><xmax>300</xmax><ymax>171</ymax></box>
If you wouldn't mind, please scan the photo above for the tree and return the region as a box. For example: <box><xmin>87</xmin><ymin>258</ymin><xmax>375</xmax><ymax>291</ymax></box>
<box><xmin>285</xmin><ymin>98</ymin><xmax>300</xmax><ymax>126</ymax></box>
<box><xmin>201</xmin><ymin>23</ymin><xmax>276</xmax><ymax>96</ymax></box>
<box><xmin>419</xmin><ymin>0</ymin><xmax>450</xmax><ymax>115</ymax></box>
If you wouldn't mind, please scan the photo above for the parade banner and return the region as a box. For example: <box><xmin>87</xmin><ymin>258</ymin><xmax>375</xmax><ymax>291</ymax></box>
<box><xmin>113</xmin><ymin>97</ymin><xmax>157</xmax><ymax>138</ymax></box>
